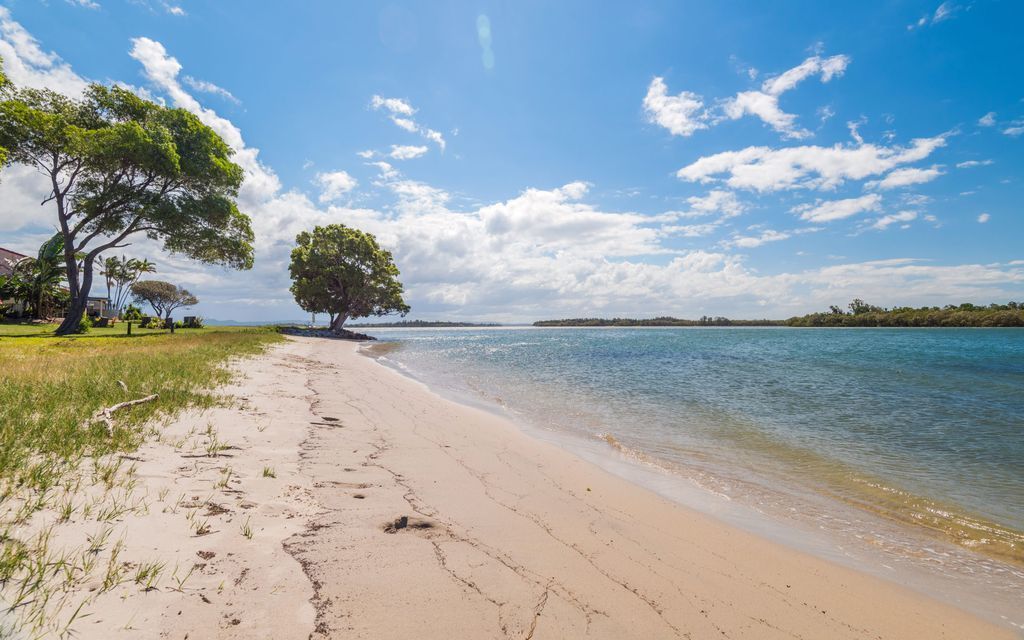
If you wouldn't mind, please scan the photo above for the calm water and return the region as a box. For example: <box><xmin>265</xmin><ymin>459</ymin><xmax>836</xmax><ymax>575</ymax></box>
<box><xmin>364</xmin><ymin>327</ymin><xmax>1024</xmax><ymax>624</ymax></box>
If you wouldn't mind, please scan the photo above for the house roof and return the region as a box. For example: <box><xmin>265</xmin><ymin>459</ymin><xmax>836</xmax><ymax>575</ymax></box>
<box><xmin>0</xmin><ymin>247</ymin><xmax>29</xmax><ymax>277</ymax></box>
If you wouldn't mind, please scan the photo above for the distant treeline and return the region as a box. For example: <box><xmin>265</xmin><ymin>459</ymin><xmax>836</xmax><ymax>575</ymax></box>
<box><xmin>533</xmin><ymin>316</ymin><xmax>783</xmax><ymax>327</ymax></box>
<box><xmin>347</xmin><ymin>320</ymin><xmax>503</xmax><ymax>328</ymax></box>
<box><xmin>786</xmin><ymin>300</ymin><xmax>1024</xmax><ymax>327</ymax></box>
<box><xmin>534</xmin><ymin>300</ymin><xmax>1024</xmax><ymax>328</ymax></box>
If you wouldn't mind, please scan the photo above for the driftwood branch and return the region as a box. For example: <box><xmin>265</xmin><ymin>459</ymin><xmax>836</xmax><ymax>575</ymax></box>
<box><xmin>84</xmin><ymin>394</ymin><xmax>159</xmax><ymax>436</ymax></box>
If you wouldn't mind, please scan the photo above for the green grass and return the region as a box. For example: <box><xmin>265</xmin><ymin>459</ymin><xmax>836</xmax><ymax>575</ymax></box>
<box><xmin>0</xmin><ymin>321</ymin><xmax>282</xmax><ymax>636</ymax></box>
<box><xmin>0</xmin><ymin>323</ymin><xmax>282</xmax><ymax>492</ymax></box>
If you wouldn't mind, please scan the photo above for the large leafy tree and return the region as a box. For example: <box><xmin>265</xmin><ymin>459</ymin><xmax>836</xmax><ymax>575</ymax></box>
<box><xmin>0</xmin><ymin>79</ymin><xmax>254</xmax><ymax>334</ymax></box>
<box><xmin>131</xmin><ymin>280</ymin><xmax>198</xmax><ymax>324</ymax></box>
<box><xmin>0</xmin><ymin>56</ymin><xmax>9</xmax><ymax>167</ymax></box>
<box><xmin>289</xmin><ymin>224</ymin><xmax>410</xmax><ymax>332</ymax></box>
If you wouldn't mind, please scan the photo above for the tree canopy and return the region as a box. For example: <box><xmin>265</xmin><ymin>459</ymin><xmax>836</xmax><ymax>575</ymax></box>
<box><xmin>131</xmin><ymin>280</ymin><xmax>198</xmax><ymax>321</ymax></box>
<box><xmin>0</xmin><ymin>56</ymin><xmax>9</xmax><ymax>167</ymax></box>
<box><xmin>288</xmin><ymin>224</ymin><xmax>410</xmax><ymax>332</ymax></box>
<box><xmin>0</xmin><ymin>77</ymin><xmax>253</xmax><ymax>334</ymax></box>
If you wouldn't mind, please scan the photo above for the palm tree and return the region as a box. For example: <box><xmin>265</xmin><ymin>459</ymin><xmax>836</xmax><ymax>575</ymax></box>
<box><xmin>107</xmin><ymin>256</ymin><xmax>157</xmax><ymax>317</ymax></box>
<box><xmin>8</xmin><ymin>234</ymin><xmax>69</xmax><ymax>319</ymax></box>
<box><xmin>101</xmin><ymin>256</ymin><xmax>122</xmax><ymax>311</ymax></box>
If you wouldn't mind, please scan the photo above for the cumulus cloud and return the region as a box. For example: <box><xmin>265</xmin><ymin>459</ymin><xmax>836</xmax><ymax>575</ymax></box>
<box><xmin>977</xmin><ymin>212</ymin><xmax>990</xmax><ymax>223</ymax></box>
<box><xmin>646</xmin><ymin>54</ymin><xmax>850</xmax><ymax>140</ymax></box>
<box><xmin>128</xmin><ymin>37</ymin><xmax>283</xmax><ymax>207</ymax></box>
<box><xmin>865</xmin><ymin>166</ymin><xmax>943</xmax><ymax>190</ymax></box>
<box><xmin>870</xmin><ymin>210</ymin><xmax>917</xmax><ymax>230</ymax></box>
<box><xmin>721</xmin><ymin>55</ymin><xmax>850</xmax><ymax>139</ymax></box>
<box><xmin>681</xmin><ymin>189</ymin><xmax>747</xmax><ymax>218</ymax></box>
<box><xmin>677</xmin><ymin>135</ymin><xmax>947</xmax><ymax>192</ymax></box>
<box><xmin>642</xmin><ymin>77</ymin><xmax>708</xmax><ymax>137</ymax></box>
<box><xmin>792</xmin><ymin>194</ymin><xmax>882</xmax><ymax>223</ymax></box>
<box><xmin>389</xmin><ymin>145</ymin><xmax>428</xmax><ymax>160</ymax></box>
<box><xmin>0</xmin><ymin>6</ymin><xmax>90</xmax><ymax>96</ymax></box>
<box><xmin>978</xmin><ymin>112</ymin><xmax>996</xmax><ymax>127</ymax></box>
<box><xmin>315</xmin><ymin>171</ymin><xmax>358</xmax><ymax>203</ymax></box>
<box><xmin>370</xmin><ymin>94</ymin><xmax>446</xmax><ymax>151</ymax></box>
<box><xmin>1</xmin><ymin>13</ymin><xmax>1021</xmax><ymax>322</ymax></box>
<box><xmin>727</xmin><ymin>229</ymin><xmax>791</xmax><ymax>248</ymax></box>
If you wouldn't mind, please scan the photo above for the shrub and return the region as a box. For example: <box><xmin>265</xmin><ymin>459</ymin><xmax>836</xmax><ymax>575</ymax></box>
<box><xmin>75</xmin><ymin>313</ymin><xmax>93</xmax><ymax>334</ymax></box>
<box><xmin>122</xmin><ymin>304</ymin><xmax>143</xmax><ymax>321</ymax></box>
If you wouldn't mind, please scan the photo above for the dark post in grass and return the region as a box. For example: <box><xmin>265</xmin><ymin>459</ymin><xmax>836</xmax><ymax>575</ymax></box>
<box><xmin>126</xmin><ymin>321</ymin><xmax>132</xmax><ymax>337</ymax></box>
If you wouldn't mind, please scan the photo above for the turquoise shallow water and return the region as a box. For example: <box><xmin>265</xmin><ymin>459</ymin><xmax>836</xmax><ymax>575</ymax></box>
<box><xmin>363</xmin><ymin>326</ymin><xmax>1024</xmax><ymax>623</ymax></box>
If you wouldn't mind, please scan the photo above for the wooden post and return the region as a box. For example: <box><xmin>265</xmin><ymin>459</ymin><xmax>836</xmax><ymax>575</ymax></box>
<box><xmin>127</xmin><ymin>321</ymin><xmax>132</xmax><ymax>336</ymax></box>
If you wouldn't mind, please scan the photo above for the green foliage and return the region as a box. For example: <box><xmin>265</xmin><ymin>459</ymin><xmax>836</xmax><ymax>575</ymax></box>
<box><xmin>101</xmin><ymin>256</ymin><xmax>156</xmax><ymax>316</ymax></box>
<box><xmin>288</xmin><ymin>224</ymin><xmax>410</xmax><ymax>331</ymax></box>
<box><xmin>121</xmin><ymin>304</ymin><xmax>143</xmax><ymax>321</ymax></box>
<box><xmin>786</xmin><ymin>300</ymin><xmax>1024</xmax><ymax>327</ymax></box>
<box><xmin>76</xmin><ymin>312</ymin><xmax>92</xmax><ymax>334</ymax></box>
<box><xmin>0</xmin><ymin>79</ymin><xmax>254</xmax><ymax>334</ymax></box>
<box><xmin>131</xmin><ymin>280</ymin><xmax>198</xmax><ymax>321</ymax></box>
<box><xmin>0</xmin><ymin>55</ymin><xmax>7</xmax><ymax>167</ymax></box>
<box><xmin>0</xmin><ymin>233</ymin><xmax>71</xmax><ymax>319</ymax></box>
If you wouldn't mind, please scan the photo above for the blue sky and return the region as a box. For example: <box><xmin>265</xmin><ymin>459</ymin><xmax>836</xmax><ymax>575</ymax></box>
<box><xmin>1</xmin><ymin>0</ymin><xmax>1022</xmax><ymax>321</ymax></box>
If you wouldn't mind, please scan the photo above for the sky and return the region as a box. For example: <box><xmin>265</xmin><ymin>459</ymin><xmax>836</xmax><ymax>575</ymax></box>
<box><xmin>0</xmin><ymin>0</ymin><xmax>1022</xmax><ymax>322</ymax></box>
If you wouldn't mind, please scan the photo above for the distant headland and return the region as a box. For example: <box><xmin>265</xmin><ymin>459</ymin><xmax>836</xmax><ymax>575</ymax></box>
<box><xmin>534</xmin><ymin>300</ymin><xmax>1024</xmax><ymax>328</ymax></box>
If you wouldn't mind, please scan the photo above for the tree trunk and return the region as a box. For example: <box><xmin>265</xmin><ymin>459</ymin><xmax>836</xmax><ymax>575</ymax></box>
<box><xmin>57</xmin><ymin>255</ymin><xmax>96</xmax><ymax>335</ymax></box>
<box><xmin>57</xmin><ymin>296</ymin><xmax>87</xmax><ymax>334</ymax></box>
<box><xmin>329</xmin><ymin>314</ymin><xmax>348</xmax><ymax>333</ymax></box>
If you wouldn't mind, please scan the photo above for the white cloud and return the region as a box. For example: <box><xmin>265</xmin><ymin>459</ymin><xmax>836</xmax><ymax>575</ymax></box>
<box><xmin>315</xmin><ymin>171</ymin><xmax>358</xmax><ymax>203</ymax></box>
<box><xmin>909</xmin><ymin>2</ymin><xmax>959</xmax><ymax>29</ymax></box>
<box><xmin>728</xmin><ymin>229</ymin><xmax>791</xmax><ymax>248</ymax></box>
<box><xmin>370</xmin><ymin>94</ymin><xmax>446</xmax><ymax>151</ymax></box>
<box><xmin>977</xmin><ymin>212</ymin><xmax>990</xmax><ymax>224</ymax></box>
<box><xmin>164</xmin><ymin>4</ymin><xmax>186</xmax><ymax>16</ymax></box>
<box><xmin>721</xmin><ymin>55</ymin><xmax>850</xmax><ymax>139</ymax></box>
<box><xmin>865</xmin><ymin>166</ymin><xmax>943</xmax><ymax>190</ymax></box>
<box><xmin>66</xmin><ymin>0</ymin><xmax>100</xmax><ymax>9</ymax></box>
<box><xmin>956</xmin><ymin>159</ymin><xmax>993</xmax><ymax>169</ymax></box>
<box><xmin>793</xmin><ymin>194</ymin><xmax>882</xmax><ymax>223</ymax></box>
<box><xmin>2</xmin><ymin>15</ymin><xmax>1022</xmax><ymax>323</ymax></box>
<box><xmin>870</xmin><ymin>211</ymin><xmax>917</xmax><ymax>230</ymax></box>
<box><xmin>677</xmin><ymin>135</ymin><xmax>947</xmax><ymax>192</ymax></box>
<box><xmin>391</xmin><ymin>117</ymin><xmax>418</xmax><ymax>132</ymax></box>
<box><xmin>0</xmin><ymin>6</ymin><xmax>90</xmax><ymax>96</ymax></box>
<box><xmin>675</xmin><ymin>189</ymin><xmax>747</xmax><ymax>219</ymax></box>
<box><xmin>642</xmin><ymin>77</ymin><xmax>708</xmax><ymax>137</ymax></box>
<box><xmin>370</xmin><ymin>95</ymin><xmax>415</xmax><ymax>116</ymax></box>
<box><xmin>389</xmin><ymin>145</ymin><xmax>428</xmax><ymax>160</ymax></box>
<box><xmin>662</xmin><ymin>222</ymin><xmax>721</xmax><ymax>237</ymax></box>
<box><xmin>978</xmin><ymin>112</ymin><xmax>996</xmax><ymax>127</ymax></box>
<box><xmin>182</xmin><ymin>76</ymin><xmax>240</xmax><ymax>104</ymax></box>
<box><xmin>646</xmin><ymin>54</ymin><xmax>850</xmax><ymax>140</ymax></box>
<box><xmin>129</xmin><ymin>37</ymin><xmax>282</xmax><ymax>205</ymax></box>
<box><xmin>1003</xmin><ymin>124</ymin><xmax>1024</xmax><ymax>137</ymax></box>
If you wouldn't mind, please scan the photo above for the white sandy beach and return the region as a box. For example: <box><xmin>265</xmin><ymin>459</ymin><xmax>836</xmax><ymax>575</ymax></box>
<box><xmin>45</xmin><ymin>336</ymin><xmax>1015</xmax><ymax>639</ymax></box>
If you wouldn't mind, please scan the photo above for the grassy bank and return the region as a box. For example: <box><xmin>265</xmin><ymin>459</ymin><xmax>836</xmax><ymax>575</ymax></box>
<box><xmin>0</xmin><ymin>323</ymin><xmax>282</xmax><ymax>491</ymax></box>
<box><xmin>0</xmin><ymin>322</ymin><xmax>282</xmax><ymax>636</ymax></box>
